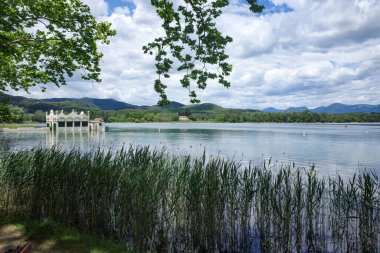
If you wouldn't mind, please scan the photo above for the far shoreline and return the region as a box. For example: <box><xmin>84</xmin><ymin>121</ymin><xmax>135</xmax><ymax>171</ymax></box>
<box><xmin>1</xmin><ymin>121</ymin><xmax>380</xmax><ymax>133</ymax></box>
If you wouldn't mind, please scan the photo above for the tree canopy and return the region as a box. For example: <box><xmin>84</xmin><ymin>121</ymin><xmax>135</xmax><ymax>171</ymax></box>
<box><xmin>144</xmin><ymin>0</ymin><xmax>264</xmax><ymax>105</ymax></box>
<box><xmin>0</xmin><ymin>0</ymin><xmax>264</xmax><ymax>108</ymax></box>
<box><xmin>0</xmin><ymin>98</ymin><xmax>11</xmax><ymax>122</ymax></box>
<box><xmin>0</xmin><ymin>0</ymin><xmax>116</xmax><ymax>93</ymax></box>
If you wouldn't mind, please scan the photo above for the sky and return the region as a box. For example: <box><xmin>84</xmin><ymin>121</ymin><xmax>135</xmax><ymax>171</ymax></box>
<box><xmin>11</xmin><ymin>0</ymin><xmax>380</xmax><ymax>109</ymax></box>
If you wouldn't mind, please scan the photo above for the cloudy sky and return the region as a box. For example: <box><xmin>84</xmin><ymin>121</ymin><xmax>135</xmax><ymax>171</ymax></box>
<box><xmin>12</xmin><ymin>0</ymin><xmax>380</xmax><ymax>109</ymax></box>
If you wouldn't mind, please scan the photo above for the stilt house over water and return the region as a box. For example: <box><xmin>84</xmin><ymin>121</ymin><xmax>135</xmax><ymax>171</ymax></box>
<box><xmin>46</xmin><ymin>110</ymin><xmax>105</xmax><ymax>131</ymax></box>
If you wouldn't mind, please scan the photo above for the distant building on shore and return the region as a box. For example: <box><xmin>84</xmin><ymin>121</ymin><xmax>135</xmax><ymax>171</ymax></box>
<box><xmin>178</xmin><ymin>109</ymin><xmax>191</xmax><ymax>121</ymax></box>
<box><xmin>178</xmin><ymin>116</ymin><xmax>189</xmax><ymax>121</ymax></box>
<box><xmin>46</xmin><ymin>110</ymin><xmax>105</xmax><ymax>131</ymax></box>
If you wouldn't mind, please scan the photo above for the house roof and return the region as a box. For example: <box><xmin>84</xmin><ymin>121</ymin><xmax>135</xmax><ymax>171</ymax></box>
<box><xmin>90</xmin><ymin>118</ymin><xmax>105</xmax><ymax>122</ymax></box>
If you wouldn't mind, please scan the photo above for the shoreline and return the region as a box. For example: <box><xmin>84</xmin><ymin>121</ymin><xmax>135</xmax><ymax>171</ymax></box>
<box><xmin>0</xmin><ymin>127</ymin><xmax>48</xmax><ymax>132</ymax></box>
<box><xmin>1</xmin><ymin>121</ymin><xmax>380</xmax><ymax>132</ymax></box>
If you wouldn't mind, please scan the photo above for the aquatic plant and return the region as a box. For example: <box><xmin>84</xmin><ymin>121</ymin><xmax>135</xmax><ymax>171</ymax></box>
<box><xmin>0</xmin><ymin>147</ymin><xmax>379</xmax><ymax>252</ymax></box>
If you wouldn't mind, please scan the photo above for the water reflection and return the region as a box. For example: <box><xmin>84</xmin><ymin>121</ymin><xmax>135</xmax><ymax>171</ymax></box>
<box><xmin>45</xmin><ymin>130</ymin><xmax>105</xmax><ymax>151</ymax></box>
<box><xmin>1</xmin><ymin>123</ymin><xmax>379</xmax><ymax>177</ymax></box>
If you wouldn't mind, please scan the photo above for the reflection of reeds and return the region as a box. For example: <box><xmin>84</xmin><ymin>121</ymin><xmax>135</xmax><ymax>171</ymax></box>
<box><xmin>0</xmin><ymin>147</ymin><xmax>379</xmax><ymax>252</ymax></box>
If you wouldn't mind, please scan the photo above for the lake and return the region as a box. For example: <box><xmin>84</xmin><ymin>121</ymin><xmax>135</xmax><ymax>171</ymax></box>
<box><xmin>1</xmin><ymin>122</ymin><xmax>380</xmax><ymax>177</ymax></box>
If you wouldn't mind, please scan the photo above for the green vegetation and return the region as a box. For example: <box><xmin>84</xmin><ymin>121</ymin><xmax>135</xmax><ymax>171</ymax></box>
<box><xmin>2</xmin><ymin>103</ymin><xmax>380</xmax><ymax>124</ymax></box>
<box><xmin>146</xmin><ymin>1</ymin><xmax>264</xmax><ymax>105</ymax></box>
<box><xmin>92</xmin><ymin>109</ymin><xmax>380</xmax><ymax>123</ymax></box>
<box><xmin>0</xmin><ymin>106</ymin><xmax>46</xmax><ymax>124</ymax></box>
<box><xmin>211</xmin><ymin>110</ymin><xmax>380</xmax><ymax>123</ymax></box>
<box><xmin>0</xmin><ymin>217</ymin><xmax>129</xmax><ymax>253</ymax></box>
<box><xmin>0</xmin><ymin>0</ymin><xmax>115</xmax><ymax>93</ymax></box>
<box><xmin>1</xmin><ymin>147</ymin><xmax>379</xmax><ymax>252</ymax></box>
<box><xmin>0</xmin><ymin>124</ymin><xmax>38</xmax><ymax>129</ymax></box>
<box><xmin>0</xmin><ymin>99</ymin><xmax>11</xmax><ymax>122</ymax></box>
<box><xmin>1</xmin><ymin>94</ymin><xmax>379</xmax><ymax>123</ymax></box>
<box><xmin>0</xmin><ymin>0</ymin><xmax>264</xmax><ymax>106</ymax></box>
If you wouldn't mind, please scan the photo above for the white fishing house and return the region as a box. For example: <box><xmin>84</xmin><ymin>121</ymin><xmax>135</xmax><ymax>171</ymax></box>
<box><xmin>46</xmin><ymin>110</ymin><xmax>105</xmax><ymax>131</ymax></box>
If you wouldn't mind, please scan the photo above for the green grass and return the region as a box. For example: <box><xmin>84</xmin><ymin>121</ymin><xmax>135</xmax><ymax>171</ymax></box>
<box><xmin>0</xmin><ymin>217</ymin><xmax>130</xmax><ymax>253</ymax></box>
<box><xmin>0</xmin><ymin>147</ymin><xmax>379</xmax><ymax>252</ymax></box>
<box><xmin>0</xmin><ymin>124</ymin><xmax>37</xmax><ymax>129</ymax></box>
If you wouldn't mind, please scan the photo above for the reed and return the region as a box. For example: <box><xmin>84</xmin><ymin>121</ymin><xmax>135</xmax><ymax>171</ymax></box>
<box><xmin>0</xmin><ymin>146</ymin><xmax>379</xmax><ymax>252</ymax></box>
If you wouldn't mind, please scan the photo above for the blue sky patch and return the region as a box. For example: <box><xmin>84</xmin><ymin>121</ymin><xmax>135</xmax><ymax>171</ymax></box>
<box><xmin>106</xmin><ymin>0</ymin><xmax>136</xmax><ymax>13</ymax></box>
<box><xmin>105</xmin><ymin>0</ymin><xmax>292</xmax><ymax>15</ymax></box>
<box><xmin>258</xmin><ymin>0</ymin><xmax>293</xmax><ymax>14</ymax></box>
<box><xmin>343</xmin><ymin>62</ymin><xmax>360</xmax><ymax>69</ymax></box>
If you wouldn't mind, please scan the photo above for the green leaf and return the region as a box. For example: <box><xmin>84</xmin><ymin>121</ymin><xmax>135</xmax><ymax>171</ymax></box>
<box><xmin>145</xmin><ymin>0</ymin><xmax>263</xmax><ymax>104</ymax></box>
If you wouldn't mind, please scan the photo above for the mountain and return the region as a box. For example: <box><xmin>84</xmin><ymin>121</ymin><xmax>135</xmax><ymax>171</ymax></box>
<box><xmin>150</xmin><ymin>101</ymin><xmax>185</xmax><ymax>111</ymax></box>
<box><xmin>41</xmin><ymin>98</ymin><xmax>69</xmax><ymax>102</ymax></box>
<box><xmin>2</xmin><ymin>94</ymin><xmax>380</xmax><ymax>114</ymax></box>
<box><xmin>183</xmin><ymin>103</ymin><xmax>224</xmax><ymax>113</ymax></box>
<box><xmin>0</xmin><ymin>94</ymin><xmax>93</xmax><ymax>112</ymax></box>
<box><xmin>285</xmin><ymin>107</ymin><xmax>309</xmax><ymax>112</ymax></box>
<box><xmin>42</xmin><ymin>97</ymin><xmax>137</xmax><ymax>110</ymax></box>
<box><xmin>1</xmin><ymin>94</ymin><xmax>218</xmax><ymax>114</ymax></box>
<box><xmin>263</xmin><ymin>103</ymin><xmax>380</xmax><ymax>114</ymax></box>
<box><xmin>312</xmin><ymin>103</ymin><xmax>380</xmax><ymax>114</ymax></box>
<box><xmin>165</xmin><ymin>101</ymin><xmax>185</xmax><ymax>108</ymax></box>
<box><xmin>263</xmin><ymin>107</ymin><xmax>281</xmax><ymax>113</ymax></box>
<box><xmin>263</xmin><ymin>106</ymin><xmax>311</xmax><ymax>113</ymax></box>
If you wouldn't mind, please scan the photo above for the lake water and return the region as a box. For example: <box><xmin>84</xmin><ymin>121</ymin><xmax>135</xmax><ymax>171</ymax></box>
<box><xmin>1</xmin><ymin>123</ymin><xmax>380</xmax><ymax>177</ymax></box>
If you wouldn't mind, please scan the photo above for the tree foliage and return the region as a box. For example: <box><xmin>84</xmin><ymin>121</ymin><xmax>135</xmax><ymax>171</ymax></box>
<box><xmin>0</xmin><ymin>0</ymin><xmax>263</xmax><ymax>107</ymax></box>
<box><xmin>0</xmin><ymin>0</ymin><xmax>116</xmax><ymax>93</ymax></box>
<box><xmin>144</xmin><ymin>0</ymin><xmax>264</xmax><ymax>105</ymax></box>
<box><xmin>0</xmin><ymin>98</ymin><xmax>11</xmax><ymax>122</ymax></box>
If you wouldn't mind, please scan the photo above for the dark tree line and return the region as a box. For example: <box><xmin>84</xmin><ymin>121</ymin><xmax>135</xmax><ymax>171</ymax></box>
<box><xmin>3</xmin><ymin>106</ymin><xmax>379</xmax><ymax>124</ymax></box>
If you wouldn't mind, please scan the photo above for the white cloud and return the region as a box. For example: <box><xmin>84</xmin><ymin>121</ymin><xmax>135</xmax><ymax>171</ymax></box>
<box><xmin>12</xmin><ymin>0</ymin><xmax>380</xmax><ymax>110</ymax></box>
<box><xmin>81</xmin><ymin>0</ymin><xmax>109</xmax><ymax>17</ymax></box>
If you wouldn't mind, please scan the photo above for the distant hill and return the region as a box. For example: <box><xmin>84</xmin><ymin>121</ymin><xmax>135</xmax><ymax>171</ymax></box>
<box><xmin>285</xmin><ymin>106</ymin><xmax>309</xmax><ymax>112</ymax></box>
<box><xmin>183</xmin><ymin>103</ymin><xmax>224</xmax><ymax>113</ymax></box>
<box><xmin>0</xmin><ymin>94</ymin><xmax>95</xmax><ymax>112</ymax></box>
<box><xmin>263</xmin><ymin>103</ymin><xmax>380</xmax><ymax>114</ymax></box>
<box><xmin>42</xmin><ymin>97</ymin><xmax>137</xmax><ymax>110</ymax></box>
<box><xmin>2</xmin><ymin>94</ymin><xmax>380</xmax><ymax>115</ymax></box>
<box><xmin>263</xmin><ymin>107</ymin><xmax>281</xmax><ymax>113</ymax></box>
<box><xmin>41</xmin><ymin>98</ymin><xmax>68</xmax><ymax>102</ymax></box>
<box><xmin>0</xmin><ymin>94</ymin><xmax>218</xmax><ymax>114</ymax></box>
<box><xmin>312</xmin><ymin>103</ymin><xmax>380</xmax><ymax>114</ymax></box>
<box><xmin>165</xmin><ymin>101</ymin><xmax>185</xmax><ymax>108</ymax></box>
<box><xmin>150</xmin><ymin>101</ymin><xmax>185</xmax><ymax>112</ymax></box>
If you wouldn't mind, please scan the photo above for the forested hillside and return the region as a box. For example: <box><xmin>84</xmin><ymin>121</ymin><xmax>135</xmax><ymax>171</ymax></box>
<box><xmin>1</xmin><ymin>94</ymin><xmax>379</xmax><ymax>124</ymax></box>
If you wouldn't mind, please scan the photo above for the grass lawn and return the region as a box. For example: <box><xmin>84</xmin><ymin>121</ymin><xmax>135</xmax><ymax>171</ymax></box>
<box><xmin>0</xmin><ymin>217</ymin><xmax>129</xmax><ymax>253</ymax></box>
<box><xmin>0</xmin><ymin>124</ymin><xmax>23</xmax><ymax>129</ymax></box>
<box><xmin>0</xmin><ymin>124</ymin><xmax>38</xmax><ymax>129</ymax></box>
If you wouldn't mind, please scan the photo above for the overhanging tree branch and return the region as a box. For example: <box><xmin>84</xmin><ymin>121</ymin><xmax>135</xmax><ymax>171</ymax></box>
<box><xmin>0</xmin><ymin>0</ymin><xmax>116</xmax><ymax>93</ymax></box>
<box><xmin>145</xmin><ymin>0</ymin><xmax>264</xmax><ymax>106</ymax></box>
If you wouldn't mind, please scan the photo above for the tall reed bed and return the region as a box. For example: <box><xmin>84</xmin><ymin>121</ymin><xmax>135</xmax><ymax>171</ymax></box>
<box><xmin>0</xmin><ymin>147</ymin><xmax>379</xmax><ymax>252</ymax></box>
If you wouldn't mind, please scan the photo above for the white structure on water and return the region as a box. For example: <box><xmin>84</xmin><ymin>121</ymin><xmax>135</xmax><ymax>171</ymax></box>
<box><xmin>89</xmin><ymin>118</ymin><xmax>105</xmax><ymax>132</ymax></box>
<box><xmin>46</xmin><ymin>110</ymin><xmax>105</xmax><ymax>131</ymax></box>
